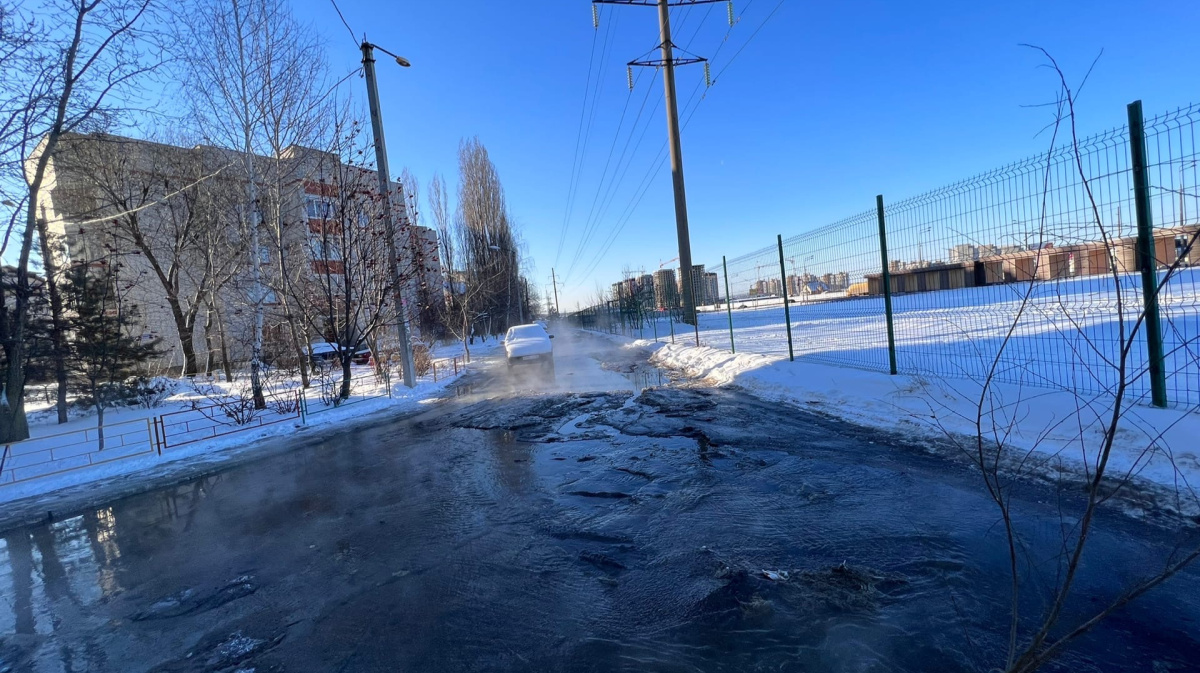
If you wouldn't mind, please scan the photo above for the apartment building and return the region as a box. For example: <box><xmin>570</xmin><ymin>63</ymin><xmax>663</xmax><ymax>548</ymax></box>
<box><xmin>652</xmin><ymin>268</ymin><xmax>678</xmax><ymax>310</ymax></box>
<box><xmin>31</xmin><ymin>132</ymin><xmax>443</xmax><ymax>373</ymax></box>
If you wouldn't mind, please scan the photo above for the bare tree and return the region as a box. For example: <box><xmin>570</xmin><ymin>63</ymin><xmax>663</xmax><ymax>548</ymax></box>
<box><xmin>180</xmin><ymin>0</ymin><xmax>299</xmax><ymax>409</ymax></box>
<box><xmin>920</xmin><ymin>52</ymin><xmax>1200</xmax><ymax>673</ymax></box>
<box><xmin>252</xmin><ymin>7</ymin><xmax>336</xmax><ymax>389</ymax></box>
<box><xmin>455</xmin><ymin>137</ymin><xmax>522</xmax><ymax>338</ymax></box>
<box><xmin>429</xmin><ymin>172</ymin><xmax>453</xmax><ymax>281</ymax></box>
<box><xmin>299</xmin><ymin>114</ymin><xmax>404</xmax><ymax>402</ymax></box>
<box><xmin>51</xmin><ymin>134</ymin><xmax>245</xmax><ymax>379</ymax></box>
<box><xmin>0</xmin><ymin>0</ymin><xmax>160</xmax><ymax>443</ymax></box>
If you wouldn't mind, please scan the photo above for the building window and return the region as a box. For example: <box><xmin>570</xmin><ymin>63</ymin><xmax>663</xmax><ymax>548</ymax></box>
<box><xmin>306</xmin><ymin>196</ymin><xmax>334</xmax><ymax>219</ymax></box>
<box><xmin>357</xmin><ymin>211</ymin><xmax>370</xmax><ymax>228</ymax></box>
<box><xmin>310</xmin><ymin>237</ymin><xmax>342</xmax><ymax>261</ymax></box>
<box><xmin>258</xmin><ymin>245</ymin><xmax>271</xmax><ymax>264</ymax></box>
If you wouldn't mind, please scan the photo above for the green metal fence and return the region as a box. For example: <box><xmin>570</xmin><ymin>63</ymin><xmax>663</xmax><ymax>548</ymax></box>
<box><xmin>575</xmin><ymin>101</ymin><xmax>1200</xmax><ymax>409</ymax></box>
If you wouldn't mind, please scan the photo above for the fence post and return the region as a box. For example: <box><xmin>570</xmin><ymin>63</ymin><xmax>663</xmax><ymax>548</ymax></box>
<box><xmin>723</xmin><ymin>255</ymin><xmax>736</xmax><ymax>354</ymax></box>
<box><xmin>652</xmin><ymin>311</ymin><xmax>659</xmax><ymax>342</ymax></box>
<box><xmin>777</xmin><ymin>234</ymin><xmax>795</xmax><ymax>362</ymax></box>
<box><xmin>876</xmin><ymin>194</ymin><xmax>899</xmax><ymax>376</ymax></box>
<box><xmin>299</xmin><ymin>389</ymin><xmax>308</xmax><ymax>424</ymax></box>
<box><xmin>669</xmin><ymin>309</ymin><xmax>675</xmax><ymax>344</ymax></box>
<box><xmin>1127</xmin><ymin>100</ymin><xmax>1169</xmax><ymax>408</ymax></box>
<box><xmin>148</xmin><ymin>418</ymin><xmax>160</xmax><ymax>455</ymax></box>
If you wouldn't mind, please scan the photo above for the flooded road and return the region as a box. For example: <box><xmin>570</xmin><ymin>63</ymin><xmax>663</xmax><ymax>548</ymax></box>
<box><xmin>0</xmin><ymin>331</ymin><xmax>1197</xmax><ymax>672</ymax></box>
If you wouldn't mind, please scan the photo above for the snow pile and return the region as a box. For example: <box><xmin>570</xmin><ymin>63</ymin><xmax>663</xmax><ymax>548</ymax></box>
<box><xmin>641</xmin><ymin>339</ymin><xmax>1200</xmax><ymax>517</ymax></box>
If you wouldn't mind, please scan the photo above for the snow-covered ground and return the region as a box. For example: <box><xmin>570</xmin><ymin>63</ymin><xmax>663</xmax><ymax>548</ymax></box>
<box><xmin>0</xmin><ymin>340</ymin><xmax>498</xmax><ymax>506</ymax></box>
<box><xmin>612</xmin><ymin>332</ymin><xmax>1200</xmax><ymax>517</ymax></box>
<box><xmin>613</xmin><ymin>268</ymin><xmax>1200</xmax><ymax>408</ymax></box>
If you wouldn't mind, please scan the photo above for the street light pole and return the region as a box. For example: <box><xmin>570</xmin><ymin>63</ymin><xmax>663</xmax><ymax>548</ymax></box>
<box><xmin>361</xmin><ymin>40</ymin><xmax>416</xmax><ymax>388</ymax></box>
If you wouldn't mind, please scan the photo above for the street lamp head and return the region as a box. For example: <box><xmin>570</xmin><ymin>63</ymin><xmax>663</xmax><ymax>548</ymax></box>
<box><xmin>1</xmin><ymin>200</ymin><xmax>15</xmax><ymax>207</ymax></box>
<box><xmin>394</xmin><ymin>56</ymin><xmax>411</xmax><ymax>68</ymax></box>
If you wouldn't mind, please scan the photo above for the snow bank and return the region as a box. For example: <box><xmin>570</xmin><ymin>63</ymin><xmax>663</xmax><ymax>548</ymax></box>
<box><xmin>642</xmin><ymin>339</ymin><xmax>1200</xmax><ymax>517</ymax></box>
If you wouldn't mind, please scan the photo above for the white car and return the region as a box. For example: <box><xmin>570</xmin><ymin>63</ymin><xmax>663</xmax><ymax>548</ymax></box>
<box><xmin>503</xmin><ymin>323</ymin><xmax>555</xmax><ymax>372</ymax></box>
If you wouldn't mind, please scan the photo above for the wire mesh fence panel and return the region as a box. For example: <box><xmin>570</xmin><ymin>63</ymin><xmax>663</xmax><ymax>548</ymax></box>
<box><xmin>1145</xmin><ymin>105</ymin><xmax>1200</xmax><ymax>407</ymax></box>
<box><xmin>880</xmin><ymin>124</ymin><xmax>1143</xmax><ymax>401</ymax></box>
<box><xmin>777</xmin><ymin>211</ymin><xmax>887</xmax><ymax>369</ymax></box>
<box><xmin>706</xmin><ymin>244</ymin><xmax>793</xmax><ymax>357</ymax></box>
<box><xmin>876</xmin><ymin>105</ymin><xmax>1200</xmax><ymax>407</ymax></box>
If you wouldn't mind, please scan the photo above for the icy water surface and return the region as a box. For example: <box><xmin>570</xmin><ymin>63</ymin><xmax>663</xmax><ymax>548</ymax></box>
<box><xmin>0</xmin><ymin>333</ymin><xmax>1197</xmax><ymax>672</ymax></box>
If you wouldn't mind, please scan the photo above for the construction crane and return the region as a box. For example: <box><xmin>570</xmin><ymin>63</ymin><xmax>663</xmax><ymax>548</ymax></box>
<box><xmin>658</xmin><ymin>256</ymin><xmax>679</xmax><ymax>270</ymax></box>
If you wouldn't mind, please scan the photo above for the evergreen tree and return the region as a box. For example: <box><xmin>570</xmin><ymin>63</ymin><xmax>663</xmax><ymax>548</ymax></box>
<box><xmin>62</xmin><ymin>262</ymin><xmax>158</xmax><ymax>449</ymax></box>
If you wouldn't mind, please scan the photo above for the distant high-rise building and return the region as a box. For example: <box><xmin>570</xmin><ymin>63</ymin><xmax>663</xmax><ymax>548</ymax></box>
<box><xmin>685</xmin><ymin>264</ymin><xmax>708</xmax><ymax>305</ymax></box>
<box><xmin>703</xmin><ymin>272</ymin><xmax>719</xmax><ymax>305</ymax></box>
<box><xmin>652</xmin><ymin>268</ymin><xmax>679</xmax><ymax>309</ymax></box>
<box><xmin>637</xmin><ymin>274</ymin><xmax>655</xmax><ymax>310</ymax></box>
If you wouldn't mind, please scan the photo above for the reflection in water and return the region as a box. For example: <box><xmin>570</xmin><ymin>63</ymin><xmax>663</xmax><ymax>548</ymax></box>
<box><xmin>0</xmin><ymin>507</ymin><xmax>130</xmax><ymax>644</ymax></box>
<box><xmin>32</xmin><ymin>523</ymin><xmax>75</xmax><ymax>606</ymax></box>
<box><xmin>623</xmin><ymin>365</ymin><xmax>667</xmax><ymax>393</ymax></box>
<box><xmin>2</xmin><ymin>530</ymin><xmax>36</xmax><ymax>635</ymax></box>
<box><xmin>85</xmin><ymin>507</ymin><xmax>123</xmax><ymax>599</ymax></box>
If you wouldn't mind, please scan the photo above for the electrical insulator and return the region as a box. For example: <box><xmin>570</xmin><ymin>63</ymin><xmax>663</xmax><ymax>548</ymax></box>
<box><xmin>704</xmin><ymin>62</ymin><xmax>712</xmax><ymax>88</ymax></box>
<box><xmin>593</xmin><ymin>4</ymin><xmax>600</xmax><ymax>29</ymax></box>
<box><xmin>728</xmin><ymin>1</ymin><xmax>735</xmax><ymax>26</ymax></box>
<box><xmin>627</xmin><ymin>66</ymin><xmax>634</xmax><ymax>91</ymax></box>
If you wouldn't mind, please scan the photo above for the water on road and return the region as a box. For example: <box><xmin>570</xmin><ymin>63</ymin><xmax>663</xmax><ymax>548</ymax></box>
<box><xmin>0</xmin><ymin>331</ymin><xmax>1196</xmax><ymax>672</ymax></box>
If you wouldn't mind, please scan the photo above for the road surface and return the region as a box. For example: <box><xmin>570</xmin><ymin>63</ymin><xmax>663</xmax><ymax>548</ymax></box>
<box><xmin>0</xmin><ymin>330</ymin><xmax>1197</xmax><ymax>672</ymax></box>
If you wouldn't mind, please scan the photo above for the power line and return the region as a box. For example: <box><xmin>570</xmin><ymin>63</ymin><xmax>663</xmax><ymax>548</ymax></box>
<box><xmin>328</xmin><ymin>0</ymin><xmax>359</xmax><ymax>48</ymax></box>
<box><xmin>571</xmin><ymin>1</ymin><xmax>782</xmax><ymax>288</ymax></box>
<box><xmin>711</xmin><ymin>0</ymin><xmax>782</xmax><ymax>84</ymax></box>
<box><xmin>557</xmin><ymin>10</ymin><xmax>620</xmax><ymax>270</ymax></box>
<box><xmin>555</xmin><ymin>9</ymin><xmax>606</xmax><ymax>269</ymax></box>
<box><xmin>562</xmin><ymin>4</ymin><xmax>717</xmax><ymax>285</ymax></box>
<box><xmin>565</xmin><ymin>68</ymin><xmax>657</xmax><ymax>280</ymax></box>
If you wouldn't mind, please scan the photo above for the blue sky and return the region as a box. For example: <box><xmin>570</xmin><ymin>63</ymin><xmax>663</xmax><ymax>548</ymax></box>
<box><xmin>293</xmin><ymin>0</ymin><xmax>1200</xmax><ymax>310</ymax></box>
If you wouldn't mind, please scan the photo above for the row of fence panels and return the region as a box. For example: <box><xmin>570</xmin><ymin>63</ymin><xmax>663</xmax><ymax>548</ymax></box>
<box><xmin>583</xmin><ymin>102</ymin><xmax>1199</xmax><ymax>409</ymax></box>
<box><xmin>2</xmin><ymin>358</ymin><xmax>468</xmax><ymax>489</ymax></box>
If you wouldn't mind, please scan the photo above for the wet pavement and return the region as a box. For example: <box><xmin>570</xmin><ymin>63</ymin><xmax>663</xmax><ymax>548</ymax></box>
<box><xmin>0</xmin><ymin>331</ymin><xmax>1198</xmax><ymax>672</ymax></box>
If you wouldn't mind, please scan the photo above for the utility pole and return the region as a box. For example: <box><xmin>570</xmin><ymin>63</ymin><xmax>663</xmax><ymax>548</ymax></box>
<box><xmin>594</xmin><ymin>0</ymin><xmax>725</xmax><ymax>331</ymax></box>
<box><xmin>551</xmin><ymin>267</ymin><xmax>561</xmax><ymax>315</ymax></box>
<box><xmin>362</xmin><ymin>40</ymin><xmax>417</xmax><ymax>388</ymax></box>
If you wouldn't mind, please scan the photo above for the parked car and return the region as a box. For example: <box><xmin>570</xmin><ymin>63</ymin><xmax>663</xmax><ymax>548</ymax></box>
<box><xmin>307</xmin><ymin>342</ymin><xmax>371</xmax><ymax>366</ymax></box>
<box><xmin>503</xmin><ymin>324</ymin><xmax>555</xmax><ymax>373</ymax></box>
